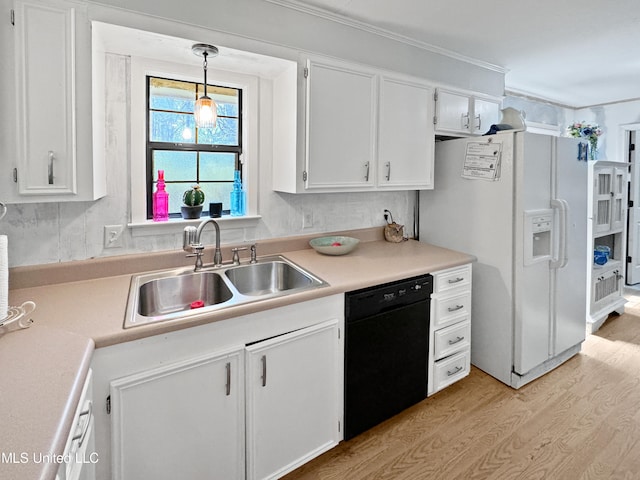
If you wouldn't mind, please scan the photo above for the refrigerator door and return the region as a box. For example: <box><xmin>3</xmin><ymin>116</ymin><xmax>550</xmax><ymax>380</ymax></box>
<box><xmin>553</xmin><ymin>136</ymin><xmax>588</xmax><ymax>354</ymax></box>
<box><xmin>513</xmin><ymin>132</ymin><xmax>553</xmax><ymax>375</ymax></box>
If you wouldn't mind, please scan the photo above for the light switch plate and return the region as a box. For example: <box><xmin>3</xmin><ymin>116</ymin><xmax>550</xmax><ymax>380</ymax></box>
<box><xmin>104</xmin><ymin>225</ymin><xmax>124</xmax><ymax>248</ymax></box>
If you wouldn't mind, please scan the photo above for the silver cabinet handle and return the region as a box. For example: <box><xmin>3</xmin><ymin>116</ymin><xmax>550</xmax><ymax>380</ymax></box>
<box><xmin>48</xmin><ymin>151</ymin><xmax>54</xmax><ymax>184</ymax></box>
<box><xmin>475</xmin><ymin>114</ymin><xmax>481</xmax><ymax>130</ymax></box>
<box><xmin>261</xmin><ymin>355</ymin><xmax>267</xmax><ymax>387</ymax></box>
<box><xmin>447</xmin><ymin>277</ymin><xmax>464</xmax><ymax>284</ymax></box>
<box><xmin>225</xmin><ymin>362</ymin><xmax>231</xmax><ymax>396</ymax></box>
<box><xmin>385</xmin><ymin>162</ymin><xmax>391</xmax><ymax>181</ymax></box>
<box><xmin>364</xmin><ymin>161</ymin><xmax>370</xmax><ymax>182</ymax></box>
<box><xmin>447</xmin><ymin>366</ymin><xmax>463</xmax><ymax>377</ymax></box>
<box><xmin>72</xmin><ymin>400</ymin><xmax>92</xmax><ymax>447</ymax></box>
<box><xmin>447</xmin><ymin>304</ymin><xmax>464</xmax><ymax>313</ymax></box>
<box><xmin>448</xmin><ymin>336</ymin><xmax>465</xmax><ymax>345</ymax></box>
<box><xmin>462</xmin><ymin>113</ymin><xmax>470</xmax><ymax>129</ymax></box>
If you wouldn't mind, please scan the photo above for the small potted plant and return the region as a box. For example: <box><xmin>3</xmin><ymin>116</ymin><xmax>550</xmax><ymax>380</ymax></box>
<box><xmin>181</xmin><ymin>185</ymin><xmax>205</xmax><ymax>219</ymax></box>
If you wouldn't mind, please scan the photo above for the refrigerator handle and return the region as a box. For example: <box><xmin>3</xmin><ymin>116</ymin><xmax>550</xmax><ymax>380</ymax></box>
<box><xmin>550</xmin><ymin>199</ymin><xmax>569</xmax><ymax>269</ymax></box>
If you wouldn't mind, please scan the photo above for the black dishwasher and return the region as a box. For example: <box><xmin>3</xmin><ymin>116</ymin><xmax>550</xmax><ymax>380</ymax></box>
<box><xmin>344</xmin><ymin>274</ymin><xmax>433</xmax><ymax>440</ymax></box>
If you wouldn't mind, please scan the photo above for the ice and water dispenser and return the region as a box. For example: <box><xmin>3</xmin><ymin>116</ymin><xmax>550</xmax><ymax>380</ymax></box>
<box><xmin>524</xmin><ymin>210</ymin><xmax>553</xmax><ymax>265</ymax></box>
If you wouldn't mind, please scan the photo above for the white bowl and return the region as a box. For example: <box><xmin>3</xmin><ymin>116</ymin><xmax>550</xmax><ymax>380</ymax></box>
<box><xmin>309</xmin><ymin>236</ymin><xmax>359</xmax><ymax>256</ymax></box>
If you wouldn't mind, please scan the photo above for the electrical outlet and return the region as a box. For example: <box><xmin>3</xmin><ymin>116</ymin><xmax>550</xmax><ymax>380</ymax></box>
<box><xmin>104</xmin><ymin>225</ymin><xmax>124</xmax><ymax>248</ymax></box>
<box><xmin>303</xmin><ymin>211</ymin><xmax>313</xmax><ymax>228</ymax></box>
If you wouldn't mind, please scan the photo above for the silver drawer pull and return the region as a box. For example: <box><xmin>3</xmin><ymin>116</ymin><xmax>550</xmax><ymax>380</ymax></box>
<box><xmin>447</xmin><ymin>365</ymin><xmax>464</xmax><ymax>376</ymax></box>
<box><xmin>447</xmin><ymin>304</ymin><xmax>464</xmax><ymax>313</ymax></box>
<box><xmin>447</xmin><ymin>277</ymin><xmax>464</xmax><ymax>284</ymax></box>
<box><xmin>448</xmin><ymin>336</ymin><xmax>465</xmax><ymax>345</ymax></box>
<box><xmin>225</xmin><ymin>362</ymin><xmax>231</xmax><ymax>396</ymax></box>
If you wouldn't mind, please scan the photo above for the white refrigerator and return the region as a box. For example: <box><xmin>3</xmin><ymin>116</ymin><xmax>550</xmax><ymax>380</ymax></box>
<box><xmin>420</xmin><ymin>131</ymin><xmax>589</xmax><ymax>388</ymax></box>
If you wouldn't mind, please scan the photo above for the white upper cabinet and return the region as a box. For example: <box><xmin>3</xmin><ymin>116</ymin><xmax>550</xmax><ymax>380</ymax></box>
<box><xmin>1</xmin><ymin>0</ymin><xmax>105</xmax><ymax>203</ymax></box>
<box><xmin>304</xmin><ymin>57</ymin><xmax>377</xmax><ymax>190</ymax></box>
<box><xmin>273</xmin><ymin>56</ymin><xmax>435</xmax><ymax>193</ymax></box>
<box><xmin>434</xmin><ymin>87</ymin><xmax>501</xmax><ymax>136</ymax></box>
<box><xmin>377</xmin><ymin>74</ymin><xmax>434</xmax><ymax>189</ymax></box>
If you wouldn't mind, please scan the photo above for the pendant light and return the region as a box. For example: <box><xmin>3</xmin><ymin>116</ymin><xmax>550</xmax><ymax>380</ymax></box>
<box><xmin>192</xmin><ymin>43</ymin><xmax>219</xmax><ymax>129</ymax></box>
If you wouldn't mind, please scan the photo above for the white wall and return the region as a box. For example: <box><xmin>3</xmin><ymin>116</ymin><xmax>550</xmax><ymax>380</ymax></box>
<box><xmin>4</xmin><ymin>0</ymin><xmax>500</xmax><ymax>267</ymax></box>
<box><xmin>576</xmin><ymin>100</ymin><xmax>640</xmax><ymax>162</ymax></box>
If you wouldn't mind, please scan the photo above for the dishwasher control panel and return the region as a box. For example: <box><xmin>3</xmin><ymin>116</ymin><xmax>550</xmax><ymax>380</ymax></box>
<box><xmin>345</xmin><ymin>274</ymin><xmax>433</xmax><ymax>323</ymax></box>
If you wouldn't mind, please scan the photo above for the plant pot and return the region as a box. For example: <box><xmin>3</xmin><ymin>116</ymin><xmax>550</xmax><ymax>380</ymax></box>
<box><xmin>180</xmin><ymin>205</ymin><xmax>203</xmax><ymax>219</ymax></box>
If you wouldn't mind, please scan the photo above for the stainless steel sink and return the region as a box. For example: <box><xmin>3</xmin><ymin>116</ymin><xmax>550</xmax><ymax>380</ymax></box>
<box><xmin>124</xmin><ymin>255</ymin><xmax>327</xmax><ymax>328</ymax></box>
<box><xmin>224</xmin><ymin>259</ymin><xmax>319</xmax><ymax>296</ymax></box>
<box><xmin>137</xmin><ymin>271</ymin><xmax>233</xmax><ymax>317</ymax></box>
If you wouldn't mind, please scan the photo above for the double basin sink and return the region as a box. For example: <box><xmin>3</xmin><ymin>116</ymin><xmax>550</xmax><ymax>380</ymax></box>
<box><xmin>124</xmin><ymin>255</ymin><xmax>328</xmax><ymax>328</ymax></box>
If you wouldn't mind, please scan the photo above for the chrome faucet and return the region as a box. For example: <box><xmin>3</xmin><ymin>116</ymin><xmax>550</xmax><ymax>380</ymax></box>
<box><xmin>183</xmin><ymin>219</ymin><xmax>223</xmax><ymax>271</ymax></box>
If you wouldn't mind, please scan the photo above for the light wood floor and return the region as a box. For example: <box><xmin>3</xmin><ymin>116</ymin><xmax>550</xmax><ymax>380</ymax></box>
<box><xmin>284</xmin><ymin>310</ymin><xmax>640</xmax><ymax>480</ymax></box>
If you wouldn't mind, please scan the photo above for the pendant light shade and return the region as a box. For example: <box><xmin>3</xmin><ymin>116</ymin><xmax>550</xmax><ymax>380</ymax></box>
<box><xmin>192</xmin><ymin>43</ymin><xmax>219</xmax><ymax>129</ymax></box>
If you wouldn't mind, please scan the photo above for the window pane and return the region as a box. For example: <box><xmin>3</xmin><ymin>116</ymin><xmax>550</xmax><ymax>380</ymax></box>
<box><xmin>150</xmin><ymin>111</ymin><xmax>196</xmax><ymax>143</ymax></box>
<box><xmin>197</xmin><ymin>84</ymin><xmax>239</xmax><ymax>116</ymax></box>
<box><xmin>165</xmin><ymin>182</ymin><xmax>196</xmax><ymax>214</ymax></box>
<box><xmin>197</xmin><ymin>118</ymin><xmax>239</xmax><ymax>145</ymax></box>
<box><xmin>149</xmin><ymin>78</ymin><xmax>196</xmax><ymax>113</ymax></box>
<box><xmin>152</xmin><ymin>151</ymin><xmax>197</xmax><ymax>181</ymax></box>
<box><xmin>200</xmin><ymin>183</ymin><xmax>234</xmax><ymax>212</ymax></box>
<box><xmin>199</xmin><ymin>152</ymin><xmax>236</xmax><ymax>181</ymax></box>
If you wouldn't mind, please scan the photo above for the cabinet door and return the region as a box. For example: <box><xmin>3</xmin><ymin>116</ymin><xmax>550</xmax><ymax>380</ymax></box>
<box><xmin>14</xmin><ymin>0</ymin><xmax>76</xmax><ymax>195</ymax></box>
<box><xmin>610</xmin><ymin>167</ymin><xmax>626</xmax><ymax>232</ymax></box>
<box><xmin>378</xmin><ymin>75</ymin><xmax>434</xmax><ymax>189</ymax></box>
<box><xmin>3</xmin><ymin>0</ymin><xmax>102</xmax><ymax>203</ymax></box>
<box><xmin>246</xmin><ymin>319</ymin><xmax>341</xmax><ymax>480</ymax></box>
<box><xmin>305</xmin><ymin>58</ymin><xmax>376</xmax><ymax>190</ymax></box>
<box><xmin>110</xmin><ymin>347</ymin><xmax>245</xmax><ymax>480</ymax></box>
<box><xmin>472</xmin><ymin>97</ymin><xmax>501</xmax><ymax>135</ymax></box>
<box><xmin>434</xmin><ymin>88</ymin><xmax>471</xmax><ymax>134</ymax></box>
<box><xmin>594</xmin><ymin>168</ymin><xmax>613</xmax><ymax>234</ymax></box>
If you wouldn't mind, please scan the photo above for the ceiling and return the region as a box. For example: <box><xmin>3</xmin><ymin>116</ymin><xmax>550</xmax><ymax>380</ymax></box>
<box><xmin>281</xmin><ymin>0</ymin><xmax>640</xmax><ymax>108</ymax></box>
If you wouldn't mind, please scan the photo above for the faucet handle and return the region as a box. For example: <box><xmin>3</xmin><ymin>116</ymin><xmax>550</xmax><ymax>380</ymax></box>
<box><xmin>183</xmin><ymin>226</ymin><xmax>198</xmax><ymax>252</ymax></box>
<box><xmin>231</xmin><ymin>247</ymin><xmax>248</xmax><ymax>265</ymax></box>
<box><xmin>250</xmin><ymin>244</ymin><xmax>258</xmax><ymax>264</ymax></box>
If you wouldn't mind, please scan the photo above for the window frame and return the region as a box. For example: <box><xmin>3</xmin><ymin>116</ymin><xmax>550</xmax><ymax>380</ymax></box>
<box><xmin>145</xmin><ymin>75</ymin><xmax>244</xmax><ymax>218</ymax></box>
<box><xmin>129</xmin><ymin>56</ymin><xmax>259</xmax><ymax>229</ymax></box>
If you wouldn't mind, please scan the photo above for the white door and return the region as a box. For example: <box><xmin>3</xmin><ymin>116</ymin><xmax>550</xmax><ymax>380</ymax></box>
<box><xmin>514</xmin><ymin>132</ymin><xmax>553</xmax><ymax>375</ymax></box>
<box><xmin>110</xmin><ymin>347</ymin><xmax>245</xmax><ymax>480</ymax></box>
<box><xmin>552</xmin><ymin>136</ymin><xmax>588</xmax><ymax>355</ymax></box>
<box><xmin>377</xmin><ymin>75</ymin><xmax>434</xmax><ymax>189</ymax></box>
<box><xmin>472</xmin><ymin>97</ymin><xmax>501</xmax><ymax>135</ymax></box>
<box><xmin>14</xmin><ymin>0</ymin><xmax>77</xmax><ymax>195</ymax></box>
<box><xmin>245</xmin><ymin>319</ymin><xmax>341</xmax><ymax>480</ymax></box>
<box><xmin>434</xmin><ymin>88</ymin><xmax>471</xmax><ymax>134</ymax></box>
<box><xmin>305</xmin><ymin>58</ymin><xmax>376</xmax><ymax>189</ymax></box>
<box><xmin>626</xmin><ymin>129</ymin><xmax>640</xmax><ymax>283</ymax></box>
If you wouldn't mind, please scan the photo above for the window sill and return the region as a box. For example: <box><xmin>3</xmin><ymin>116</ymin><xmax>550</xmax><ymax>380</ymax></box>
<box><xmin>129</xmin><ymin>215</ymin><xmax>261</xmax><ymax>237</ymax></box>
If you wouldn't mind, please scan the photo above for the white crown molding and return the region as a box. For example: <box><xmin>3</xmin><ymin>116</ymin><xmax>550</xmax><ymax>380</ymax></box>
<box><xmin>265</xmin><ymin>0</ymin><xmax>507</xmax><ymax>74</ymax></box>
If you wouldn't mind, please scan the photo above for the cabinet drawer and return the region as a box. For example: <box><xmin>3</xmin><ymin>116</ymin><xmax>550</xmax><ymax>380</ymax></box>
<box><xmin>434</xmin><ymin>320</ymin><xmax>470</xmax><ymax>360</ymax></box>
<box><xmin>433</xmin><ymin>291</ymin><xmax>471</xmax><ymax>328</ymax></box>
<box><xmin>433</xmin><ymin>349</ymin><xmax>470</xmax><ymax>392</ymax></box>
<box><xmin>433</xmin><ymin>264</ymin><xmax>471</xmax><ymax>294</ymax></box>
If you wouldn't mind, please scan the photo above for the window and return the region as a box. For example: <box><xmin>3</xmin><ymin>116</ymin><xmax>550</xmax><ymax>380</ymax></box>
<box><xmin>146</xmin><ymin>76</ymin><xmax>242</xmax><ymax>218</ymax></box>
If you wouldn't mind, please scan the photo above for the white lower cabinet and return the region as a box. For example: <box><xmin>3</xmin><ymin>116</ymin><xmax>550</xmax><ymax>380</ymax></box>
<box><xmin>428</xmin><ymin>263</ymin><xmax>472</xmax><ymax>395</ymax></box>
<box><xmin>110</xmin><ymin>347</ymin><xmax>245</xmax><ymax>480</ymax></box>
<box><xmin>246</xmin><ymin>320</ymin><xmax>341</xmax><ymax>480</ymax></box>
<box><xmin>93</xmin><ymin>295</ymin><xmax>344</xmax><ymax>480</ymax></box>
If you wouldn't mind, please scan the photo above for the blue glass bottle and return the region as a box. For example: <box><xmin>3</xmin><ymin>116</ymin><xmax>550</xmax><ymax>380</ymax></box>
<box><xmin>230</xmin><ymin>170</ymin><xmax>246</xmax><ymax>216</ymax></box>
